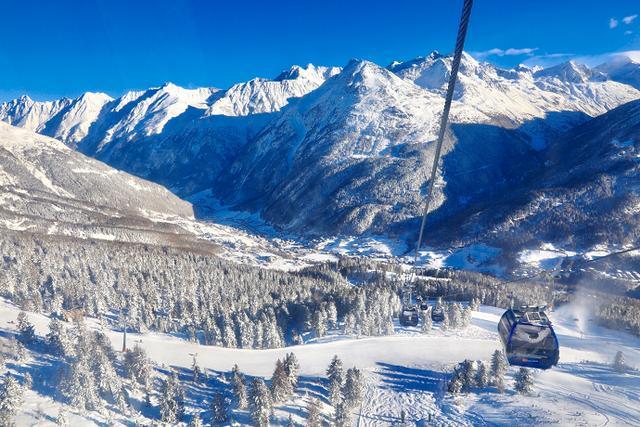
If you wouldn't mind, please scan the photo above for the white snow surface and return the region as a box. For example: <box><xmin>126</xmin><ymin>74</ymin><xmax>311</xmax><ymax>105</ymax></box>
<box><xmin>1</xmin><ymin>300</ymin><xmax>639</xmax><ymax>426</ymax></box>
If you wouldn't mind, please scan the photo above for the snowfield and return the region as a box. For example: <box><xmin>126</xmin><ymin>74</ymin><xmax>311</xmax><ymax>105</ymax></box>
<box><xmin>1</xmin><ymin>299</ymin><xmax>638</xmax><ymax>426</ymax></box>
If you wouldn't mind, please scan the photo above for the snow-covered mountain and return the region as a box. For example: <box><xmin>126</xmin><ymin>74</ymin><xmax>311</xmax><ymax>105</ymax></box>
<box><xmin>214</xmin><ymin>59</ymin><xmax>530</xmax><ymax>235</ymax></box>
<box><xmin>1</xmin><ymin>54</ymin><xmax>639</xmax><ymax>241</ymax></box>
<box><xmin>389</xmin><ymin>52</ymin><xmax>639</xmax><ymax>148</ymax></box>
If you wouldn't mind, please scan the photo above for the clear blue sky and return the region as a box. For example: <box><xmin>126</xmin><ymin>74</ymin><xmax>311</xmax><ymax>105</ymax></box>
<box><xmin>1</xmin><ymin>0</ymin><xmax>638</xmax><ymax>101</ymax></box>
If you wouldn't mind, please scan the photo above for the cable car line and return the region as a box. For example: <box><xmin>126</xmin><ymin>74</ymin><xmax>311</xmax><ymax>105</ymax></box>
<box><xmin>400</xmin><ymin>0</ymin><xmax>474</xmax><ymax>327</ymax></box>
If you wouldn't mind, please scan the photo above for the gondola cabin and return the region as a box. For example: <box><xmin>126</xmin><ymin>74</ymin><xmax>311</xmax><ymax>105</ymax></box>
<box><xmin>399</xmin><ymin>306</ymin><xmax>419</xmax><ymax>327</ymax></box>
<box><xmin>498</xmin><ymin>306</ymin><xmax>559</xmax><ymax>370</ymax></box>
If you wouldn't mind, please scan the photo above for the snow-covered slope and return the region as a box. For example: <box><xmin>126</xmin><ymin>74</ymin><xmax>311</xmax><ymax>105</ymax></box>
<box><xmin>0</xmin><ymin>121</ymin><xmax>198</xmax><ymax>245</ymax></box>
<box><xmin>432</xmin><ymin>98</ymin><xmax>640</xmax><ymax>276</ymax></box>
<box><xmin>3</xmin><ymin>300</ymin><xmax>638</xmax><ymax>426</ymax></box>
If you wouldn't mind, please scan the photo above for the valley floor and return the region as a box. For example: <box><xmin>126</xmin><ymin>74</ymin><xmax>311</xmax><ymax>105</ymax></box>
<box><xmin>1</xmin><ymin>300</ymin><xmax>639</xmax><ymax>426</ymax></box>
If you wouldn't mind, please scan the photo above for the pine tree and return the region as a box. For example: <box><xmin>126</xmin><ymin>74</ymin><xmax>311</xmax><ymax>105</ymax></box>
<box><xmin>231</xmin><ymin>364</ymin><xmax>248</xmax><ymax>409</ymax></box>
<box><xmin>334</xmin><ymin>402</ymin><xmax>351</xmax><ymax>427</ymax></box>
<box><xmin>420</xmin><ymin>308</ymin><xmax>432</xmax><ymax>333</ymax></box>
<box><xmin>250</xmin><ymin>378</ymin><xmax>273</xmax><ymax>427</ymax></box>
<box><xmin>326</xmin><ymin>302</ymin><xmax>338</xmax><ymax>330</ymax></box>
<box><xmin>514</xmin><ymin>368</ymin><xmax>534</xmax><ymax>395</ymax></box>
<box><xmin>326</xmin><ymin>355</ymin><xmax>344</xmax><ymax>406</ymax></box>
<box><xmin>283</xmin><ymin>352</ymin><xmax>300</xmax><ymax>390</ymax></box>
<box><xmin>271</xmin><ymin>359</ymin><xmax>293</xmax><ymax>402</ymax></box>
<box><xmin>440</xmin><ymin>308</ymin><xmax>450</xmax><ymax>331</ymax></box>
<box><xmin>475</xmin><ymin>361</ymin><xmax>489</xmax><ymax>388</ymax></box>
<box><xmin>613</xmin><ymin>351</ymin><xmax>626</xmax><ymax>373</ymax></box>
<box><xmin>123</xmin><ymin>344</ymin><xmax>153</xmax><ymax>389</ymax></box>
<box><xmin>343</xmin><ymin>367</ymin><xmax>364</xmax><ymax>408</ymax></box>
<box><xmin>490</xmin><ymin>350</ymin><xmax>508</xmax><ymax>392</ymax></box>
<box><xmin>447</xmin><ymin>368</ymin><xmax>463</xmax><ymax>394</ymax></box>
<box><xmin>160</xmin><ymin>371</ymin><xmax>185</xmax><ymax>423</ymax></box>
<box><xmin>16</xmin><ymin>311</ymin><xmax>36</xmax><ymax>345</ymax></box>
<box><xmin>462</xmin><ymin>306</ymin><xmax>472</xmax><ymax>328</ymax></box>
<box><xmin>0</xmin><ymin>375</ymin><xmax>24</xmax><ymax>426</ymax></box>
<box><xmin>190</xmin><ymin>412</ymin><xmax>204</xmax><ymax>427</ymax></box>
<box><xmin>92</xmin><ymin>343</ymin><xmax>124</xmax><ymax>405</ymax></box>
<box><xmin>305</xmin><ymin>397</ymin><xmax>322</xmax><ymax>427</ymax></box>
<box><xmin>61</xmin><ymin>351</ymin><xmax>101</xmax><ymax>411</ymax></box>
<box><xmin>210</xmin><ymin>392</ymin><xmax>229</xmax><ymax>424</ymax></box>
<box><xmin>459</xmin><ymin>359</ymin><xmax>476</xmax><ymax>392</ymax></box>
<box><xmin>47</xmin><ymin>317</ymin><xmax>70</xmax><ymax>356</ymax></box>
<box><xmin>312</xmin><ymin>309</ymin><xmax>327</xmax><ymax>338</ymax></box>
<box><xmin>192</xmin><ymin>355</ymin><xmax>202</xmax><ymax>383</ymax></box>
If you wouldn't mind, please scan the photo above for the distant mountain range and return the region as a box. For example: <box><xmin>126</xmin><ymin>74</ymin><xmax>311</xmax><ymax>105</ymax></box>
<box><xmin>1</xmin><ymin>52</ymin><xmax>639</xmax><ymax>269</ymax></box>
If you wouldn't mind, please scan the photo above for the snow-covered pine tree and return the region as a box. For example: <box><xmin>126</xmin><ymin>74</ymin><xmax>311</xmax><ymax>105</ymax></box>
<box><xmin>47</xmin><ymin>317</ymin><xmax>70</xmax><ymax>357</ymax></box>
<box><xmin>462</xmin><ymin>306</ymin><xmax>472</xmax><ymax>328</ymax></box>
<box><xmin>326</xmin><ymin>301</ymin><xmax>338</xmax><ymax>330</ymax></box>
<box><xmin>0</xmin><ymin>375</ymin><xmax>24</xmax><ymax>426</ymax></box>
<box><xmin>271</xmin><ymin>359</ymin><xmax>293</xmax><ymax>402</ymax></box>
<box><xmin>342</xmin><ymin>367</ymin><xmax>364</xmax><ymax>408</ymax></box>
<box><xmin>343</xmin><ymin>313</ymin><xmax>356</xmax><ymax>335</ymax></box>
<box><xmin>160</xmin><ymin>371</ymin><xmax>185</xmax><ymax>423</ymax></box>
<box><xmin>16</xmin><ymin>311</ymin><xmax>36</xmax><ymax>345</ymax></box>
<box><xmin>250</xmin><ymin>378</ymin><xmax>273</xmax><ymax>427</ymax></box>
<box><xmin>305</xmin><ymin>397</ymin><xmax>322</xmax><ymax>427</ymax></box>
<box><xmin>420</xmin><ymin>308</ymin><xmax>432</xmax><ymax>333</ymax></box>
<box><xmin>189</xmin><ymin>412</ymin><xmax>204</xmax><ymax>427</ymax></box>
<box><xmin>326</xmin><ymin>355</ymin><xmax>344</xmax><ymax>406</ymax></box>
<box><xmin>192</xmin><ymin>355</ymin><xmax>202</xmax><ymax>383</ymax></box>
<box><xmin>459</xmin><ymin>360</ymin><xmax>476</xmax><ymax>392</ymax></box>
<box><xmin>123</xmin><ymin>344</ymin><xmax>153</xmax><ymax>389</ymax></box>
<box><xmin>441</xmin><ymin>308</ymin><xmax>450</xmax><ymax>331</ymax></box>
<box><xmin>334</xmin><ymin>402</ymin><xmax>351</xmax><ymax>427</ymax></box>
<box><xmin>283</xmin><ymin>352</ymin><xmax>300</xmax><ymax>390</ymax></box>
<box><xmin>210</xmin><ymin>391</ymin><xmax>229</xmax><ymax>424</ymax></box>
<box><xmin>61</xmin><ymin>350</ymin><xmax>102</xmax><ymax>411</ymax></box>
<box><xmin>514</xmin><ymin>367</ymin><xmax>534</xmax><ymax>395</ymax></box>
<box><xmin>450</xmin><ymin>303</ymin><xmax>463</xmax><ymax>329</ymax></box>
<box><xmin>490</xmin><ymin>349</ymin><xmax>508</xmax><ymax>392</ymax></box>
<box><xmin>447</xmin><ymin>367</ymin><xmax>463</xmax><ymax>394</ymax></box>
<box><xmin>613</xmin><ymin>351</ymin><xmax>626</xmax><ymax>373</ymax></box>
<box><xmin>312</xmin><ymin>309</ymin><xmax>327</xmax><ymax>338</ymax></box>
<box><xmin>91</xmin><ymin>341</ymin><xmax>125</xmax><ymax>406</ymax></box>
<box><xmin>475</xmin><ymin>361</ymin><xmax>489</xmax><ymax>388</ymax></box>
<box><xmin>231</xmin><ymin>364</ymin><xmax>248</xmax><ymax>409</ymax></box>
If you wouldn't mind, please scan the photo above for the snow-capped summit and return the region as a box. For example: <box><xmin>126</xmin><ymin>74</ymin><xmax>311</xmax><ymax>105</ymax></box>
<box><xmin>595</xmin><ymin>52</ymin><xmax>640</xmax><ymax>89</ymax></box>
<box><xmin>43</xmin><ymin>91</ymin><xmax>113</xmax><ymax>145</ymax></box>
<box><xmin>274</xmin><ymin>63</ymin><xmax>341</xmax><ymax>85</ymax></box>
<box><xmin>389</xmin><ymin>52</ymin><xmax>640</xmax><ymax>139</ymax></box>
<box><xmin>206</xmin><ymin>63</ymin><xmax>340</xmax><ymax>116</ymax></box>
<box><xmin>533</xmin><ymin>60</ymin><xmax>606</xmax><ymax>83</ymax></box>
<box><xmin>0</xmin><ymin>95</ymin><xmax>72</xmax><ymax>133</ymax></box>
